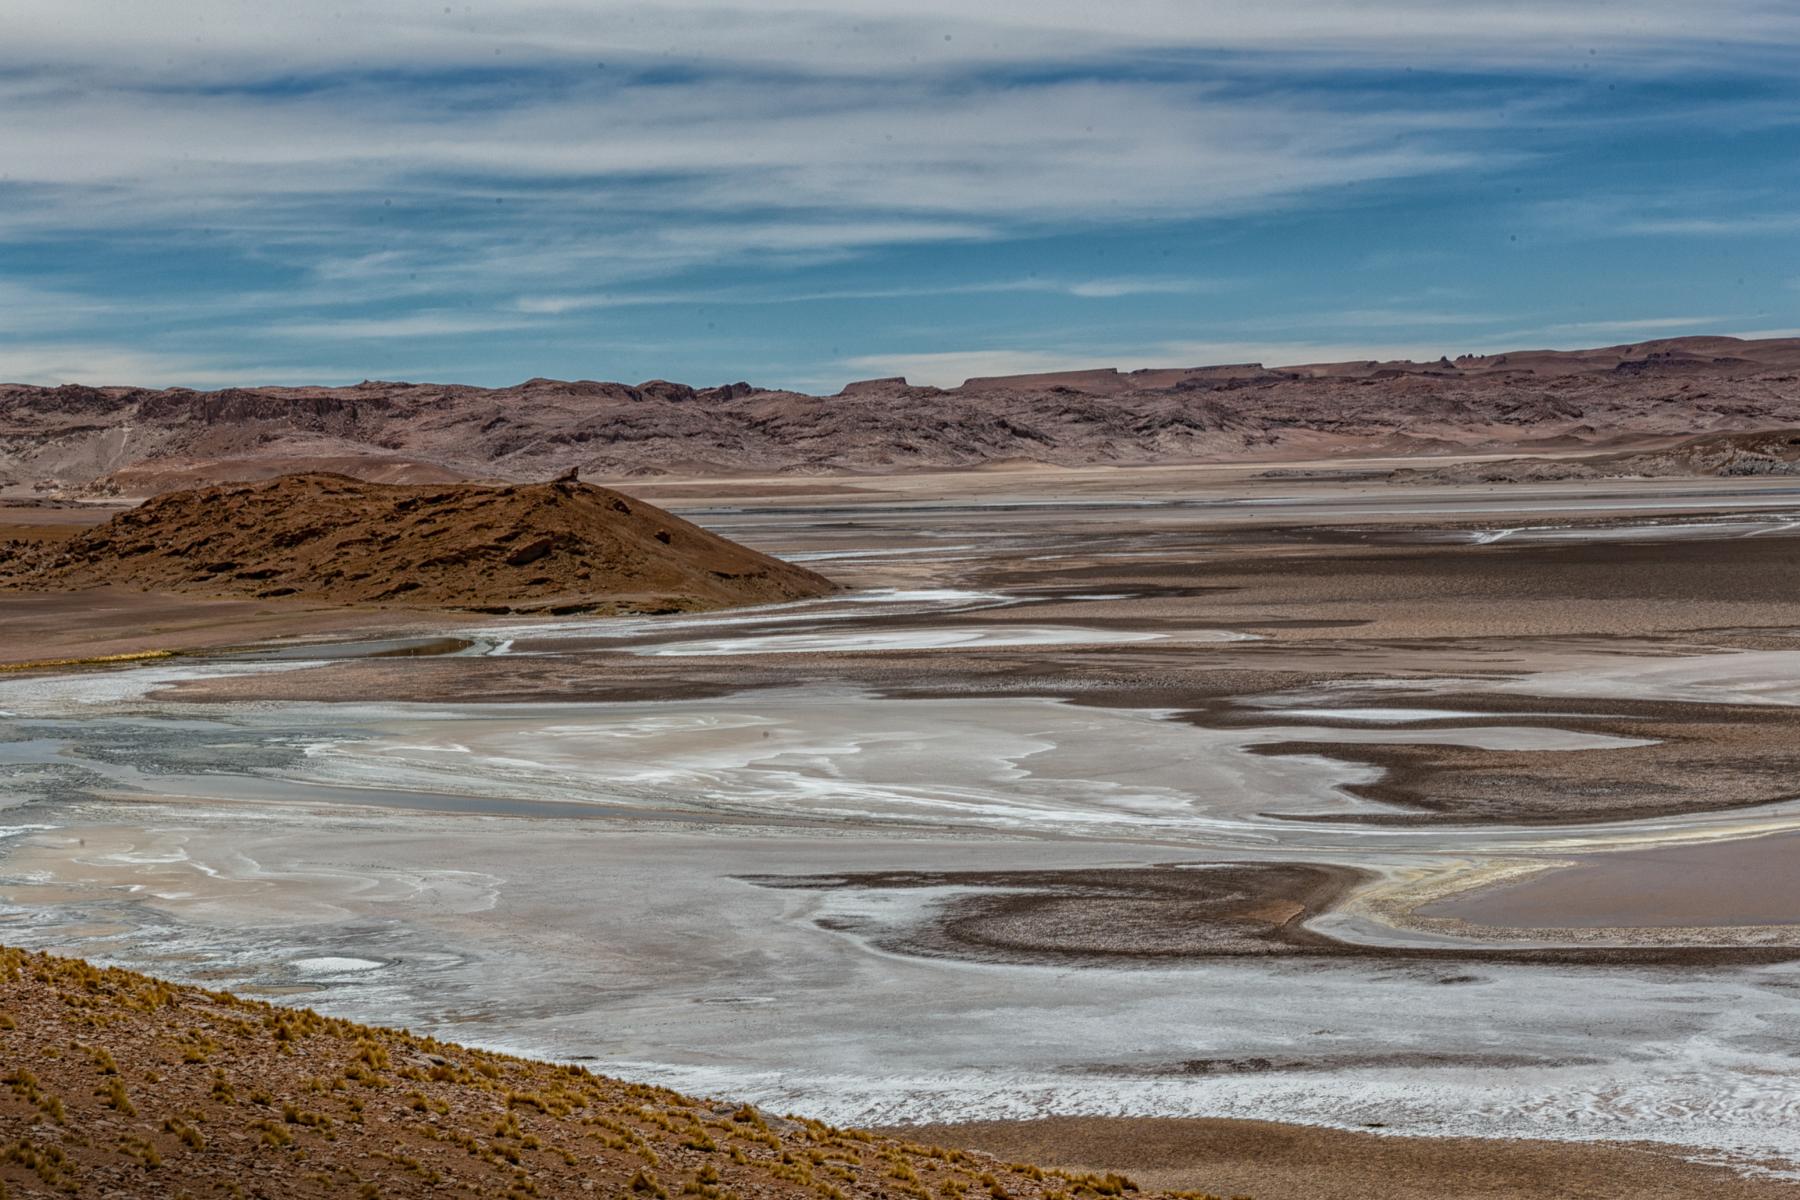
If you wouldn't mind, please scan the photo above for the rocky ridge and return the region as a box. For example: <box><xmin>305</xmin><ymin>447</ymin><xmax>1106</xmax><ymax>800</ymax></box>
<box><xmin>5</xmin><ymin>336</ymin><xmax>1800</xmax><ymax>495</ymax></box>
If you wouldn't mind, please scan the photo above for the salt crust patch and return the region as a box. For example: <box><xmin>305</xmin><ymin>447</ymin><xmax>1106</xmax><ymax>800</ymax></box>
<box><xmin>291</xmin><ymin>956</ymin><xmax>384</xmax><ymax>974</ymax></box>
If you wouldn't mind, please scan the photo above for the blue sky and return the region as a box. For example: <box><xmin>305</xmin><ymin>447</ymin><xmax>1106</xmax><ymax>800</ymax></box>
<box><xmin>3</xmin><ymin>1</ymin><xmax>1799</xmax><ymax>390</ymax></box>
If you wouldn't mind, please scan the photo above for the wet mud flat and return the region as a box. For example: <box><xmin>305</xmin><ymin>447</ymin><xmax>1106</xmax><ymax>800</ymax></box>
<box><xmin>749</xmin><ymin>858</ymin><xmax>1800</xmax><ymax>969</ymax></box>
<box><xmin>7</xmin><ymin>471</ymin><xmax>1800</xmax><ymax>1174</ymax></box>
<box><xmin>743</xmin><ymin>863</ymin><xmax>1368</xmax><ymax>962</ymax></box>
<box><xmin>1227</xmin><ymin>691</ymin><xmax>1800</xmax><ymax>825</ymax></box>
<box><xmin>1418</xmin><ymin>830</ymin><xmax>1800</xmax><ymax>931</ymax></box>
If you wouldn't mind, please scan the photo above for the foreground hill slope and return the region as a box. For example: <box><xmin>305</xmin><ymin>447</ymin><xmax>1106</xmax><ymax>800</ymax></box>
<box><xmin>6</xmin><ymin>336</ymin><xmax>1800</xmax><ymax>494</ymax></box>
<box><xmin>0</xmin><ymin>946</ymin><xmax>1183</xmax><ymax>1200</ymax></box>
<box><xmin>0</xmin><ymin>473</ymin><xmax>834</xmax><ymax>613</ymax></box>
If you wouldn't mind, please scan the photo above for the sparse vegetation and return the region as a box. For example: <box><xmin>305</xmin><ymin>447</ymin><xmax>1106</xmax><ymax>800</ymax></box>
<box><xmin>0</xmin><ymin>944</ymin><xmax>1219</xmax><ymax>1199</ymax></box>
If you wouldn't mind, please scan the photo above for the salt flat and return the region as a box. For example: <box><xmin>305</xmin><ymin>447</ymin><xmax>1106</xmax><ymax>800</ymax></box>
<box><xmin>5</xmin><ymin>469</ymin><xmax>1800</xmax><ymax>1173</ymax></box>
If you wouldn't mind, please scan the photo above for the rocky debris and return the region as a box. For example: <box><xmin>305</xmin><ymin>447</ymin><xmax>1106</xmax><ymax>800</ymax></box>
<box><xmin>0</xmin><ymin>472</ymin><xmax>836</xmax><ymax>613</ymax></box>
<box><xmin>5</xmin><ymin>336</ymin><xmax>1800</xmax><ymax>495</ymax></box>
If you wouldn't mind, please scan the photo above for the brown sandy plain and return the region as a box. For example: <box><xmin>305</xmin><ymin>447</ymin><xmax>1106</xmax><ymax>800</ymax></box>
<box><xmin>897</xmin><ymin>1117</ymin><xmax>1790</xmax><ymax>1200</ymax></box>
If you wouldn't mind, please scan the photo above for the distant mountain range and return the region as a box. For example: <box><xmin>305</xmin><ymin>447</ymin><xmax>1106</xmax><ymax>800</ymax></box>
<box><xmin>6</xmin><ymin>335</ymin><xmax>1800</xmax><ymax>496</ymax></box>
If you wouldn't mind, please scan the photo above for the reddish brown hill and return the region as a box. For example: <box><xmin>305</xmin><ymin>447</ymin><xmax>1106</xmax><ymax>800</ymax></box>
<box><xmin>4</xmin><ymin>335</ymin><xmax>1800</xmax><ymax>494</ymax></box>
<box><xmin>0</xmin><ymin>473</ymin><xmax>835</xmax><ymax>614</ymax></box>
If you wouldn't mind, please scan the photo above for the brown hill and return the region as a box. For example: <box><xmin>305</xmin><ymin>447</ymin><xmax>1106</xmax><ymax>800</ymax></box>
<box><xmin>0</xmin><ymin>473</ymin><xmax>835</xmax><ymax>614</ymax></box>
<box><xmin>0</xmin><ymin>945</ymin><xmax>1174</xmax><ymax>1200</ymax></box>
<box><xmin>6</xmin><ymin>335</ymin><xmax>1800</xmax><ymax>496</ymax></box>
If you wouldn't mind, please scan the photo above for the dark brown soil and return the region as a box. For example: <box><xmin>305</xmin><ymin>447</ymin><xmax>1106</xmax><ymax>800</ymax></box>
<box><xmin>980</xmin><ymin>524</ymin><xmax>1800</xmax><ymax>641</ymax></box>
<box><xmin>0</xmin><ymin>589</ymin><xmax>488</xmax><ymax>668</ymax></box>
<box><xmin>740</xmin><ymin>864</ymin><xmax>1800</xmax><ymax>967</ymax></box>
<box><xmin>1232</xmin><ymin>693</ymin><xmax>1800</xmax><ymax>825</ymax></box>
<box><xmin>896</xmin><ymin>1116</ymin><xmax>1800</xmax><ymax>1200</ymax></box>
<box><xmin>742</xmin><ymin>864</ymin><xmax>1363</xmax><ymax>962</ymax></box>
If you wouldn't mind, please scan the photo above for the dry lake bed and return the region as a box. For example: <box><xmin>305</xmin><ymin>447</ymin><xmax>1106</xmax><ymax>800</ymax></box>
<box><xmin>7</xmin><ymin>464</ymin><xmax>1800</xmax><ymax>1179</ymax></box>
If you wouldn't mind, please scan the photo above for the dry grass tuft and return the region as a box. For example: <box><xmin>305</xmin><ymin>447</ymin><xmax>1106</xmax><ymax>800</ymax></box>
<box><xmin>0</xmin><ymin>945</ymin><xmax>1226</xmax><ymax>1199</ymax></box>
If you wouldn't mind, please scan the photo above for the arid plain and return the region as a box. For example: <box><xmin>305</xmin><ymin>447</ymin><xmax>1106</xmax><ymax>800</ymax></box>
<box><xmin>6</xmin><ymin>457</ymin><xmax>1800</xmax><ymax>1196</ymax></box>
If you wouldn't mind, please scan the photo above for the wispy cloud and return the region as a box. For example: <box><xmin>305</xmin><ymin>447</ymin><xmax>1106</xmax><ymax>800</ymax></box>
<box><xmin>1531</xmin><ymin>195</ymin><xmax>1800</xmax><ymax>240</ymax></box>
<box><xmin>1541</xmin><ymin>315</ymin><xmax>1735</xmax><ymax>335</ymax></box>
<box><xmin>0</xmin><ymin>78</ymin><xmax>1501</xmax><ymax>247</ymax></box>
<box><xmin>2</xmin><ymin>1</ymin><xmax>1798</xmax><ymax>388</ymax></box>
<box><xmin>268</xmin><ymin>313</ymin><xmax>539</xmax><ymax>340</ymax></box>
<box><xmin>514</xmin><ymin>276</ymin><xmax>1221</xmax><ymax>313</ymax></box>
<box><xmin>1620</xmin><ymin>216</ymin><xmax>1800</xmax><ymax>236</ymax></box>
<box><xmin>838</xmin><ymin>349</ymin><xmax>1127</xmax><ymax>387</ymax></box>
<box><xmin>0</xmin><ymin>344</ymin><xmax>337</xmax><ymax>388</ymax></box>
<box><xmin>1062</xmin><ymin>278</ymin><xmax>1211</xmax><ymax>298</ymax></box>
<box><xmin>839</xmin><ymin>337</ymin><xmax>1459</xmax><ymax>388</ymax></box>
<box><xmin>8</xmin><ymin>2</ymin><xmax>1800</xmax><ymax>84</ymax></box>
<box><xmin>0</xmin><ymin>282</ymin><xmax>123</xmax><ymax>335</ymax></box>
<box><xmin>835</xmin><ymin>321</ymin><xmax>1785</xmax><ymax>389</ymax></box>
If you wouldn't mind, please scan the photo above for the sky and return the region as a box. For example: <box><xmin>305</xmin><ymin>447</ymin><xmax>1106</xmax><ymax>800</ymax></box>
<box><xmin>3</xmin><ymin>1</ymin><xmax>1800</xmax><ymax>391</ymax></box>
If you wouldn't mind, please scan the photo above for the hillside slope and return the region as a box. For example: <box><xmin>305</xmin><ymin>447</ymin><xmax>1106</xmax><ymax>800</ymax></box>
<box><xmin>5</xmin><ymin>336</ymin><xmax>1800</xmax><ymax>494</ymax></box>
<box><xmin>0</xmin><ymin>946</ymin><xmax>1178</xmax><ymax>1200</ymax></box>
<box><xmin>0</xmin><ymin>473</ymin><xmax>834</xmax><ymax>614</ymax></box>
